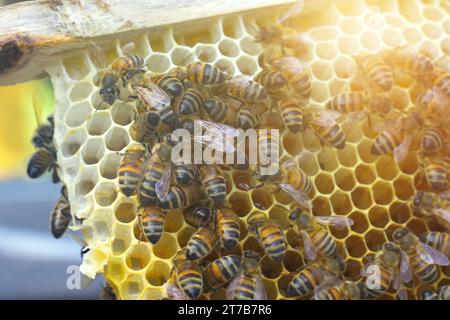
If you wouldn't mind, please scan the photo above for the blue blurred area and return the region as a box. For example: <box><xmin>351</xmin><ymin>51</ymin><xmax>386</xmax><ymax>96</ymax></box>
<box><xmin>0</xmin><ymin>180</ymin><xmax>101</xmax><ymax>299</ymax></box>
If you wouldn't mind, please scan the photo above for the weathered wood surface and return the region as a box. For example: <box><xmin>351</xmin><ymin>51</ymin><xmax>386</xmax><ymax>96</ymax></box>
<box><xmin>0</xmin><ymin>0</ymin><xmax>306</xmax><ymax>85</ymax></box>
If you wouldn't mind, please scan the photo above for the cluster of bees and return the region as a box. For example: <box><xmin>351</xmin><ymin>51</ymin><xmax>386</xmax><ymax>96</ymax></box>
<box><xmin>26</xmin><ymin>92</ymin><xmax>75</xmax><ymax>240</ymax></box>
<box><xmin>25</xmin><ymin>1</ymin><xmax>450</xmax><ymax>300</ymax></box>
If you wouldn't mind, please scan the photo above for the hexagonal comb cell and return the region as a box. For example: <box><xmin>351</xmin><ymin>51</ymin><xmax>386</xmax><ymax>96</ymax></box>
<box><xmin>126</xmin><ymin>244</ymin><xmax>151</xmax><ymax>271</ymax></box>
<box><xmin>86</xmin><ymin>112</ymin><xmax>112</xmax><ymax>136</ymax></box>
<box><xmin>46</xmin><ymin>0</ymin><xmax>449</xmax><ymax>300</ymax></box>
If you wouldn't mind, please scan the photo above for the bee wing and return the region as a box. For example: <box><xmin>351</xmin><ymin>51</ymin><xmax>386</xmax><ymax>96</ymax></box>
<box><xmin>315</xmin><ymin>216</ymin><xmax>354</xmax><ymax>230</ymax></box>
<box><xmin>195</xmin><ymin>120</ymin><xmax>240</xmax><ymax>138</ymax></box>
<box><xmin>360</xmin><ymin>262</ymin><xmax>375</xmax><ymax>277</ymax></box>
<box><xmin>32</xmin><ymin>89</ymin><xmax>46</xmax><ymax>126</ymax></box>
<box><xmin>156</xmin><ymin>164</ymin><xmax>172</xmax><ymax>200</ymax></box>
<box><xmin>226</xmin><ymin>271</ymin><xmax>243</xmax><ymax>300</ymax></box>
<box><xmin>278</xmin><ymin>0</ymin><xmax>304</xmax><ymax>24</ymax></box>
<box><xmin>313</xmin><ymin>279</ymin><xmax>335</xmax><ymax>300</ymax></box>
<box><xmin>281</xmin><ymin>159</ymin><xmax>296</xmax><ymax>169</ymax></box>
<box><xmin>431</xmin><ymin>208</ymin><xmax>450</xmax><ymax>222</ymax></box>
<box><xmin>439</xmin><ymin>191</ymin><xmax>450</xmax><ymax>201</ymax></box>
<box><xmin>193</xmin><ymin>134</ymin><xmax>236</xmax><ymax>153</ymax></box>
<box><xmin>279</xmin><ymin>183</ymin><xmax>312</xmax><ymax>209</ymax></box>
<box><xmin>399</xmin><ymin>250</ymin><xmax>412</xmax><ymax>283</ymax></box>
<box><xmin>88</xmin><ymin>41</ymin><xmax>108</xmax><ymax>70</ymax></box>
<box><xmin>419</xmin><ymin>241</ymin><xmax>449</xmax><ymax>266</ymax></box>
<box><xmin>121</xmin><ymin>42</ymin><xmax>136</xmax><ymax>55</ymax></box>
<box><xmin>372</xmin><ymin>118</ymin><xmax>396</xmax><ymax>133</ymax></box>
<box><xmin>308</xmin><ymin>109</ymin><xmax>341</xmax><ymax>127</ymax></box>
<box><xmin>134</xmin><ymin>84</ymin><xmax>171</xmax><ymax>110</ymax></box>
<box><xmin>194</xmin><ymin>120</ymin><xmax>240</xmax><ymax>153</ymax></box>
<box><xmin>255</xmin><ymin>275</ymin><xmax>268</xmax><ymax>300</ymax></box>
<box><xmin>292</xmin><ymin>148</ymin><xmax>319</xmax><ymax>164</ymax></box>
<box><xmin>301</xmin><ymin>229</ymin><xmax>317</xmax><ymax>261</ymax></box>
<box><xmin>164</xmin><ymin>283</ymin><xmax>189</xmax><ymax>300</ymax></box>
<box><xmin>392</xmin><ymin>270</ymin><xmax>408</xmax><ymax>300</ymax></box>
<box><xmin>394</xmin><ymin>134</ymin><xmax>413</xmax><ymax>163</ymax></box>
<box><xmin>346</xmin><ymin>111</ymin><xmax>368</xmax><ymax>124</ymax></box>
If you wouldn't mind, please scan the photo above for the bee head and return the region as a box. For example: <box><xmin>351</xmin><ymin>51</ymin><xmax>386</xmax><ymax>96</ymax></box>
<box><xmin>421</xmin><ymin>290</ymin><xmax>436</xmax><ymax>300</ymax></box>
<box><xmin>243</xmin><ymin>250</ymin><xmax>261</xmax><ymax>262</ymax></box>
<box><xmin>288</xmin><ymin>208</ymin><xmax>302</xmax><ymax>222</ymax></box>
<box><xmin>411</xmin><ymin>191</ymin><xmax>424</xmax><ymax>209</ymax></box>
<box><xmin>145</xmin><ymin>111</ymin><xmax>161</xmax><ymax>128</ymax></box>
<box><xmin>392</xmin><ymin>227</ymin><xmax>412</xmax><ymax>246</ymax></box>
<box><xmin>334</xmin><ymin>255</ymin><xmax>347</xmax><ymax>273</ymax></box>
<box><xmin>382</xmin><ymin>241</ymin><xmax>401</xmax><ymax>255</ymax></box>
<box><xmin>99</xmin><ymin>86</ymin><xmax>118</xmax><ymax>105</ymax></box>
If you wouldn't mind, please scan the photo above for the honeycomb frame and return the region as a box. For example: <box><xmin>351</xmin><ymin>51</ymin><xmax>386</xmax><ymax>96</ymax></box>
<box><xmin>43</xmin><ymin>0</ymin><xmax>450</xmax><ymax>300</ymax></box>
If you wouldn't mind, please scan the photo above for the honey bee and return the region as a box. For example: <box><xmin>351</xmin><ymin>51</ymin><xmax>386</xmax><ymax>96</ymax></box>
<box><xmin>89</xmin><ymin>42</ymin><xmax>120</xmax><ymax>106</ymax></box>
<box><xmin>254</xmin><ymin>69</ymin><xmax>287</xmax><ymax>94</ymax></box>
<box><xmin>416</xmin><ymin>87</ymin><xmax>449</xmax><ymax>126</ymax></box>
<box><xmin>304</xmin><ymin>108</ymin><xmax>346</xmax><ymax>150</ymax></box>
<box><xmin>286</xmin><ymin>255</ymin><xmax>346</xmax><ymax>298</ymax></box>
<box><xmin>431</xmin><ymin>70</ymin><xmax>450</xmax><ymax>96</ymax></box>
<box><xmin>288</xmin><ymin>208</ymin><xmax>353</xmax><ymax>261</ymax></box>
<box><xmin>421</xmin><ymin>156</ymin><xmax>448</xmax><ymax>191</ymax></box>
<box><xmin>410</xmin><ymin>191</ymin><xmax>450</xmax><ymax>229</ymax></box>
<box><xmin>371</xmin><ymin>111</ymin><xmax>423</xmax><ymax>163</ymax></box>
<box><xmin>203</xmin><ymin>98</ymin><xmax>230</xmax><ymax>123</ymax></box>
<box><xmin>216</xmin><ymin>208</ymin><xmax>241</xmax><ymax>251</ymax></box>
<box><xmin>178</xmin><ymin>87</ymin><xmax>208</xmax><ymax>115</ymax></box>
<box><xmin>183</xmin><ymin>203</ymin><xmax>213</xmax><ymax>228</ymax></box>
<box><xmin>227</xmin><ymin>75</ymin><xmax>268</xmax><ymax>102</ymax></box>
<box><xmin>32</xmin><ymin>115</ymin><xmax>54</xmax><ymax>149</ymax></box>
<box><xmin>171</xmin><ymin>61</ymin><xmax>227</xmax><ymax>85</ymax></box>
<box><xmin>326</xmin><ymin>92</ymin><xmax>393</xmax><ymax>125</ymax></box>
<box><xmin>253</xmin><ymin>1</ymin><xmax>309</xmax><ymax>56</ymax></box>
<box><xmin>198</xmin><ymin>165</ymin><xmax>227</xmax><ymax>207</ymax></box>
<box><xmin>110</xmin><ymin>42</ymin><xmax>145</xmax><ymax>82</ymax></box>
<box><xmin>360</xmin><ymin>242</ymin><xmax>408</xmax><ymax>300</ymax></box>
<box><xmin>238</xmin><ymin>106</ymin><xmax>261</xmax><ymax>130</ymax></box>
<box><xmin>203</xmin><ymin>255</ymin><xmax>242</xmax><ymax>290</ymax></box>
<box><xmin>421</xmin><ymin>127</ymin><xmax>445</xmax><ymax>154</ymax></box>
<box><xmin>118</xmin><ymin>143</ymin><xmax>146</xmax><ymax>197</ymax></box>
<box><xmin>226</xmin><ymin>251</ymin><xmax>267</xmax><ymax>300</ymax></box>
<box><xmin>267</xmin><ymin>56</ymin><xmax>312</xmax><ymax>100</ymax></box>
<box><xmin>50</xmin><ymin>186</ymin><xmax>71</xmax><ymax>239</ymax></box>
<box><xmin>393</xmin><ymin>227</ymin><xmax>449</xmax><ymax>284</ymax></box>
<box><xmin>420</xmin><ymin>232</ymin><xmax>449</xmax><ymax>258</ymax></box>
<box><xmin>27</xmin><ymin>90</ymin><xmax>59</xmax><ymax>183</ymax></box>
<box><xmin>172</xmin><ymin>250</ymin><xmax>203</xmax><ymax>299</ymax></box>
<box><xmin>130</xmin><ymin>111</ymin><xmax>161</xmax><ymax>143</ymax></box>
<box><xmin>151</xmin><ymin>73</ymin><xmax>184</xmax><ymax>98</ymax></box>
<box><xmin>385</xmin><ymin>45</ymin><xmax>435</xmax><ymax>78</ymax></box>
<box><xmin>250</xmin><ymin>152</ymin><xmax>314</xmax><ymax>209</ymax></box>
<box><xmin>138</xmin><ymin>206</ymin><xmax>167</xmax><ymax>244</ymax></box>
<box><xmin>100</xmin><ymin>285</ymin><xmax>118</xmax><ymax>300</ymax></box>
<box><xmin>174</xmin><ymin>164</ymin><xmax>197</xmax><ymax>185</ymax></box>
<box><xmin>158</xmin><ymin>182</ymin><xmax>205</xmax><ymax>210</ymax></box>
<box><xmin>127</xmin><ymin>71</ymin><xmax>172</xmax><ymax>112</ymax></box>
<box><xmin>279</xmin><ymin>100</ymin><xmax>304</xmax><ymax>133</ymax></box>
<box><xmin>354</xmin><ymin>55</ymin><xmax>393</xmax><ymax>92</ymax></box>
<box><xmin>27</xmin><ymin>147</ymin><xmax>58</xmax><ymax>181</ymax></box>
<box><xmin>139</xmin><ymin>151</ymin><xmax>165</xmax><ymax>207</ymax></box>
<box><xmin>185</xmin><ymin>225</ymin><xmax>217</xmax><ymax>261</ymax></box>
<box><xmin>423</xmin><ymin>285</ymin><xmax>450</xmax><ymax>300</ymax></box>
<box><xmin>247</xmin><ymin>211</ymin><xmax>287</xmax><ymax>262</ymax></box>
<box><xmin>314</xmin><ymin>280</ymin><xmax>368</xmax><ymax>300</ymax></box>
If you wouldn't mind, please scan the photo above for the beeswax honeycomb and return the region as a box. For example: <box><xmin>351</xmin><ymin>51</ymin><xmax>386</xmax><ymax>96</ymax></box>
<box><xmin>46</xmin><ymin>0</ymin><xmax>450</xmax><ymax>299</ymax></box>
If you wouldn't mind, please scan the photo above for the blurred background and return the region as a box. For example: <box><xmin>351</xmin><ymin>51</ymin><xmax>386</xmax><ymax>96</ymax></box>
<box><xmin>0</xmin><ymin>0</ymin><xmax>100</xmax><ymax>300</ymax></box>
